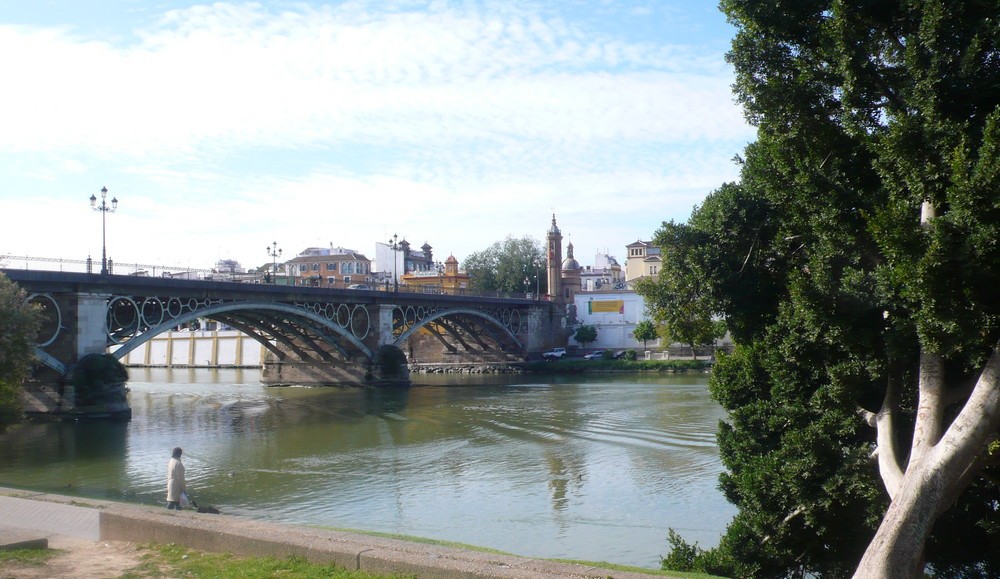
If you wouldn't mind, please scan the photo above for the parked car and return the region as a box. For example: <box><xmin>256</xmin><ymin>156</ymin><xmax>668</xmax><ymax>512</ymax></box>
<box><xmin>583</xmin><ymin>350</ymin><xmax>606</xmax><ymax>360</ymax></box>
<box><xmin>346</xmin><ymin>284</ymin><xmax>373</xmax><ymax>290</ymax></box>
<box><xmin>542</xmin><ymin>348</ymin><xmax>567</xmax><ymax>360</ymax></box>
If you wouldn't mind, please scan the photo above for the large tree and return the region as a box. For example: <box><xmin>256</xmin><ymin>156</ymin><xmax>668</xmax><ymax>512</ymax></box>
<box><xmin>0</xmin><ymin>273</ymin><xmax>41</xmax><ymax>430</ymax></box>
<box><xmin>635</xmin><ymin>228</ymin><xmax>727</xmax><ymax>359</ymax></box>
<box><xmin>463</xmin><ymin>235</ymin><xmax>547</xmax><ymax>295</ymax></box>
<box><xmin>653</xmin><ymin>2</ymin><xmax>1000</xmax><ymax>578</ymax></box>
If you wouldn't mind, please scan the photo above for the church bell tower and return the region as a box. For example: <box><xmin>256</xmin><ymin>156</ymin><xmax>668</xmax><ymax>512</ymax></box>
<box><xmin>547</xmin><ymin>214</ymin><xmax>563</xmax><ymax>302</ymax></box>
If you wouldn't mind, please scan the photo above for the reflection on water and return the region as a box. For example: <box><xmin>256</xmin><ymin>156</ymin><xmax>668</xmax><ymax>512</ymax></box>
<box><xmin>0</xmin><ymin>368</ymin><xmax>735</xmax><ymax>568</ymax></box>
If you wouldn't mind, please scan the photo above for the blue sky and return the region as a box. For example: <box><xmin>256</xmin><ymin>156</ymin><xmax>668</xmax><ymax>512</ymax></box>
<box><xmin>0</xmin><ymin>1</ymin><xmax>752</xmax><ymax>274</ymax></box>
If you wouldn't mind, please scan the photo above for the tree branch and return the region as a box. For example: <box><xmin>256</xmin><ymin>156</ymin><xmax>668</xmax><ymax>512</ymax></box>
<box><xmin>937</xmin><ymin>341</ymin><xmax>1000</xmax><ymax>503</ymax></box>
<box><xmin>874</xmin><ymin>375</ymin><xmax>906</xmax><ymax>498</ymax></box>
<box><xmin>911</xmin><ymin>351</ymin><xmax>946</xmax><ymax>467</ymax></box>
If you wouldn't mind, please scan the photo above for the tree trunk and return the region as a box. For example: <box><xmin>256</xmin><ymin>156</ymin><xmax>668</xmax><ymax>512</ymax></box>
<box><xmin>852</xmin><ymin>459</ymin><xmax>944</xmax><ymax>578</ymax></box>
<box><xmin>855</xmin><ymin>342</ymin><xmax>1000</xmax><ymax>578</ymax></box>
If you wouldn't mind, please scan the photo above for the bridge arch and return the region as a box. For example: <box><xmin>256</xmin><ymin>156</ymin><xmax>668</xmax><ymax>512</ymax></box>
<box><xmin>394</xmin><ymin>308</ymin><xmax>525</xmax><ymax>356</ymax></box>
<box><xmin>110</xmin><ymin>301</ymin><xmax>375</xmax><ymax>363</ymax></box>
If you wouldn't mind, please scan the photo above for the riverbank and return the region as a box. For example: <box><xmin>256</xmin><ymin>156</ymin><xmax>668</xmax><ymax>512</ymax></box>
<box><xmin>409</xmin><ymin>359</ymin><xmax>715</xmax><ymax>374</ymax></box>
<box><xmin>0</xmin><ymin>488</ymin><xmax>689</xmax><ymax>579</ymax></box>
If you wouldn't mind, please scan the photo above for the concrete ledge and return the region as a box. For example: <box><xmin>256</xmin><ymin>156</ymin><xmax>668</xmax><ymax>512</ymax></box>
<box><xmin>0</xmin><ymin>530</ymin><xmax>48</xmax><ymax>551</ymax></box>
<box><xmin>1</xmin><ymin>490</ymin><xmax>662</xmax><ymax>578</ymax></box>
<box><xmin>98</xmin><ymin>504</ymin><xmax>656</xmax><ymax>578</ymax></box>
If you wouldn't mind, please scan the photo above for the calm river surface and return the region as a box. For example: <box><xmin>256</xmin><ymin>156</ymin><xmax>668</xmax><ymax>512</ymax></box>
<box><xmin>0</xmin><ymin>369</ymin><xmax>735</xmax><ymax>569</ymax></box>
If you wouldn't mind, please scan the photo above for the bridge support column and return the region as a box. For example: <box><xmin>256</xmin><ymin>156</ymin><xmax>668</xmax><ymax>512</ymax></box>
<box><xmin>378</xmin><ymin>304</ymin><xmax>396</xmax><ymax>349</ymax></box>
<box><xmin>524</xmin><ymin>303</ymin><xmax>569</xmax><ymax>353</ymax></box>
<box><xmin>21</xmin><ymin>291</ymin><xmax>131</xmax><ymax>420</ymax></box>
<box><xmin>77</xmin><ymin>293</ymin><xmax>112</xmax><ymax>358</ymax></box>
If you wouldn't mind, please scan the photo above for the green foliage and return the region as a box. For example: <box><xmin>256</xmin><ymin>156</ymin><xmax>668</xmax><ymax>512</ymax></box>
<box><xmin>600</xmin><ymin>350</ymin><xmax>615</xmax><ymax>360</ymax></box>
<box><xmin>0</xmin><ymin>273</ymin><xmax>41</xmax><ymax>430</ymax></box>
<box><xmin>573</xmin><ymin>324</ymin><xmax>598</xmax><ymax>347</ymax></box>
<box><xmin>661</xmin><ymin>529</ymin><xmax>701</xmax><ymax>572</ymax></box>
<box><xmin>463</xmin><ymin>235</ymin><xmax>547</xmax><ymax>294</ymax></box>
<box><xmin>621</xmin><ymin>349</ymin><xmax>638</xmax><ymax>361</ymax></box>
<box><xmin>655</xmin><ymin>1</ymin><xmax>1000</xmax><ymax>577</ymax></box>
<box><xmin>661</xmin><ymin>529</ymin><xmax>737</xmax><ymax>577</ymax></box>
<box><xmin>634</xmin><ymin>238</ymin><xmax>726</xmax><ymax>357</ymax></box>
<box><xmin>0</xmin><ymin>547</ymin><xmax>57</xmax><ymax>566</ymax></box>
<box><xmin>632</xmin><ymin>320</ymin><xmax>659</xmax><ymax>349</ymax></box>
<box><xmin>146</xmin><ymin>543</ymin><xmax>414</xmax><ymax>578</ymax></box>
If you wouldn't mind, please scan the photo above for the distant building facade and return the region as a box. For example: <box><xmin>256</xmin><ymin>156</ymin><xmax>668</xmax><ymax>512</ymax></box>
<box><xmin>579</xmin><ymin>253</ymin><xmax>624</xmax><ymax>292</ymax></box>
<box><xmin>625</xmin><ymin>240</ymin><xmax>661</xmax><ymax>283</ymax></box>
<box><xmin>401</xmin><ymin>254</ymin><xmax>470</xmax><ymax>293</ymax></box>
<box><xmin>287</xmin><ymin>246</ymin><xmax>373</xmax><ymax>288</ymax></box>
<box><xmin>375</xmin><ymin>238</ymin><xmax>437</xmax><ymax>288</ymax></box>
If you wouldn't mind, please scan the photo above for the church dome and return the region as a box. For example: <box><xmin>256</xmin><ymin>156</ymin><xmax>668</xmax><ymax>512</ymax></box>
<box><xmin>562</xmin><ymin>241</ymin><xmax>580</xmax><ymax>271</ymax></box>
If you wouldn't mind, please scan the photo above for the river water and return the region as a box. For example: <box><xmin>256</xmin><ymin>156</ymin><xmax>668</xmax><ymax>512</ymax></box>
<box><xmin>0</xmin><ymin>368</ymin><xmax>735</xmax><ymax>569</ymax></box>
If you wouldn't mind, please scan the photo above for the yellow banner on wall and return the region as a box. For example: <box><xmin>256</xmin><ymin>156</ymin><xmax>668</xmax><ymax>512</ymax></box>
<box><xmin>588</xmin><ymin>300</ymin><xmax>624</xmax><ymax>314</ymax></box>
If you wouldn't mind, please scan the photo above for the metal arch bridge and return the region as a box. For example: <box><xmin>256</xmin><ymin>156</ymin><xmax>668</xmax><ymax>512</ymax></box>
<box><xmin>3</xmin><ymin>270</ymin><xmax>551</xmax><ymax>385</ymax></box>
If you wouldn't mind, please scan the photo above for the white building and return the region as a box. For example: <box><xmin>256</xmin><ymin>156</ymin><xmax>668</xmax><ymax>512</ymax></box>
<box><xmin>374</xmin><ymin>242</ymin><xmax>406</xmax><ymax>286</ymax></box>
<box><xmin>570</xmin><ymin>291</ymin><xmax>658</xmax><ymax>350</ymax></box>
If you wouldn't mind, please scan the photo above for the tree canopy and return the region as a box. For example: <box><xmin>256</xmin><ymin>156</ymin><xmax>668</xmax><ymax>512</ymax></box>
<box><xmin>655</xmin><ymin>2</ymin><xmax>1000</xmax><ymax>578</ymax></box>
<box><xmin>573</xmin><ymin>324</ymin><xmax>598</xmax><ymax>348</ymax></box>
<box><xmin>0</xmin><ymin>273</ymin><xmax>41</xmax><ymax>430</ymax></box>
<box><xmin>635</xmin><ymin>235</ymin><xmax>727</xmax><ymax>359</ymax></box>
<box><xmin>463</xmin><ymin>235</ymin><xmax>547</xmax><ymax>295</ymax></box>
<box><xmin>632</xmin><ymin>320</ymin><xmax>658</xmax><ymax>350</ymax></box>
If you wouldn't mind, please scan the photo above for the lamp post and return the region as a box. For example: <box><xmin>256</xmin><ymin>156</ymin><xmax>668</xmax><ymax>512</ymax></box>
<box><xmin>266</xmin><ymin>241</ymin><xmax>282</xmax><ymax>284</ymax></box>
<box><xmin>388</xmin><ymin>233</ymin><xmax>400</xmax><ymax>292</ymax></box>
<box><xmin>89</xmin><ymin>186</ymin><xmax>118</xmax><ymax>275</ymax></box>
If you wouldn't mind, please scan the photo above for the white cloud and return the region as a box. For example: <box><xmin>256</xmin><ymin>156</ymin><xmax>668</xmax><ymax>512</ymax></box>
<box><xmin>0</xmin><ymin>1</ymin><xmax>752</xmax><ymax>272</ymax></box>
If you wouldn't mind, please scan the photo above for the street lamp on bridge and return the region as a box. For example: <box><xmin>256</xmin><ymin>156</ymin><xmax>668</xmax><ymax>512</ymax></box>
<box><xmin>89</xmin><ymin>186</ymin><xmax>118</xmax><ymax>275</ymax></box>
<box><xmin>388</xmin><ymin>233</ymin><xmax>400</xmax><ymax>292</ymax></box>
<box><xmin>266</xmin><ymin>241</ymin><xmax>282</xmax><ymax>284</ymax></box>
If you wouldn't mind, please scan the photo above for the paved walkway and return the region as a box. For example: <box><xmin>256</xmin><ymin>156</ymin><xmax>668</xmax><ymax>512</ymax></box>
<box><xmin>0</xmin><ymin>493</ymin><xmax>100</xmax><ymax>541</ymax></box>
<box><xmin>0</xmin><ymin>488</ymin><xmax>670</xmax><ymax>578</ymax></box>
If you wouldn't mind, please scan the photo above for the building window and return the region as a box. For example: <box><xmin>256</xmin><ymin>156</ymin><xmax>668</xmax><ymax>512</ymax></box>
<box><xmin>649</xmin><ymin>265</ymin><xmax>658</xmax><ymax>275</ymax></box>
<box><xmin>299</xmin><ymin>264</ymin><xmax>308</xmax><ymax>272</ymax></box>
<box><xmin>327</xmin><ymin>263</ymin><xmax>336</xmax><ymax>271</ymax></box>
<box><xmin>327</xmin><ymin>277</ymin><xmax>336</xmax><ymax>285</ymax></box>
<box><xmin>311</xmin><ymin>263</ymin><xmax>320</xmax><ymax>271</ymax></box>
<box><xmin>343</xmin><ymin>276</ymin><xmax>351</xmax><ymax>284</ymax></box>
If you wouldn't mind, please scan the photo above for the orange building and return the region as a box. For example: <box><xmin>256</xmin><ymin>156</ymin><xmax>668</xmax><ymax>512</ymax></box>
<box><xmin>287</xmin><ymin>247</ymin><xmax>373</xmax><ymax>289</ymax></box>
<box><xmin>400</xmin><ymin>255</ymin><xmax>469</xmax><ymax>294</ymax></box>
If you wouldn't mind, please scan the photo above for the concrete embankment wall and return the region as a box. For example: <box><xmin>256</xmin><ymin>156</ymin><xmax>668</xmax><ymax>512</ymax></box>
<box><xmin>0</xmin><ymin>489</ymin><xmax>662</xmax><ymax>579</ymax></box>
<box><xmin>114</xmin><ymin>330</ymin><xmax>265</xmax><ymax>368</ymax></box>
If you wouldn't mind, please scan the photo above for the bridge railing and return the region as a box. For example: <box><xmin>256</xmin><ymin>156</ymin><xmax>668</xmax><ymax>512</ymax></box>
<box><xmin>1</xmin><ymin>255</ymin><xmax>548</xmax><ymax>302</ymax></box>
<box><xmin>0</xmin><ymin>254</ymin><xmax>214</xmax><ymax>278</ymax></box>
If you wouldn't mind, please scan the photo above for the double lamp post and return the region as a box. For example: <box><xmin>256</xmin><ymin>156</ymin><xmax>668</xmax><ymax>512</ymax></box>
<box><xmin>89</xmin><ymin>186</ymin><xmax>118</xmax><ymax>275</ymax></box>
<box><xmin>266</xmin><ymin>241</ymin><xmax>282</xmax><ymax>284</ymax></box>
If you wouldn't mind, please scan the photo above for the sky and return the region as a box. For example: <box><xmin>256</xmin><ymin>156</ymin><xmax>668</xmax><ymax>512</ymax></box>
<box><xmin>0</xmin><ymin>0</ymin><xmax>753</xmax><ymax>275</ymax></box>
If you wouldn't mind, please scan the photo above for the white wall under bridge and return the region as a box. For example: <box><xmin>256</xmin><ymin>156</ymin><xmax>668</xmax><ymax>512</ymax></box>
<box><xmin>111</xmin><ymin>330</ymin><xmax>266</xmax><ymax>368</ymax></box>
